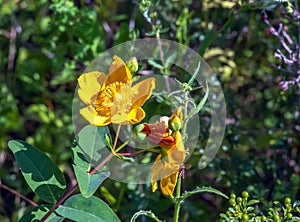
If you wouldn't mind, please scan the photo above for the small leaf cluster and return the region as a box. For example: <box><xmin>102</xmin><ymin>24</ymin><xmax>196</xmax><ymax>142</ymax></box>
<box><xmin>220</xmin><ymin>192</ymin><xmax>300</xmax><ymax>222</ymax></box>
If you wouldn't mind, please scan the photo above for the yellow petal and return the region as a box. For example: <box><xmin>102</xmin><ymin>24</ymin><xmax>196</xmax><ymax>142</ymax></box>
<box><xmin>168</xmin><ymin>131</ymin><xmax>185</xmax><ymax>163</ymax></box>
<box><xmin>80</xmin><ymin>105</ymin><xmax>111</xmax><ymax>126</ymax></box>
<box><xmin>160</xmin><ymin>171</ymin><xmax>178</xmax><ymax>198</ymax></box>
<box><xmin>131</xmin><ymin>78</ymin><xmax>156</xmax><ymax>107</ymax></box>
<box><xmin>128</xmin><ymin>107</ymin><xmax>145</xmax><ymax>124</ymax></box>
<box><xmin>78</xmin><ymin>72</ymin><xmax>107</xmax><ymax>105</ymax></box>
<box><xmin>152</xmin><ymin>181</ymin><xmax>158</xmax><ymax>192</ymax></box>
<box><xmin>111</xmin><ymin>112</ymin><xmax>129</xmax><ymax>125</ymax></box>
<box><xmin>107</xmin><ymin>55</ymin><xmax>132</xmax><ymax>84</ymax></box>
<box><xmin>151</xmin><ymin>154</ymin><xmax>163</xmax><ymax>192</ymax></box>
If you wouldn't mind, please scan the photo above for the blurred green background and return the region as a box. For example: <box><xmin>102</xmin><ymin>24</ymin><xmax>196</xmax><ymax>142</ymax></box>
<box><xmin>0</xmin><ymin>0</ymin><xmax>299</xmax><ymax>221</ymax></box>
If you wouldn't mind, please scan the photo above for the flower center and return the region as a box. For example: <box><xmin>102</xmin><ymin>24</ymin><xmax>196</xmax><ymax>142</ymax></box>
<box><xmin>95</xmin><ymin>82</ymin><xmax>134</xmax><ymax>119</ymax></box>
<box><xmin>111</xmin><ymin>83</ymin><xmax>134</xmax><ymax>116</ymax></box>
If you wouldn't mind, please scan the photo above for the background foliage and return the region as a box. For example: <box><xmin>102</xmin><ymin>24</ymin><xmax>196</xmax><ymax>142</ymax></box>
<box><xmin>0</xmin><ymin>0</ymin><xmax>299</xmax><ymax>221</ymax></box>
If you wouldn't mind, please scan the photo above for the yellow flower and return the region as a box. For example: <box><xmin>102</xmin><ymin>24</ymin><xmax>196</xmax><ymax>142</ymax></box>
<box><xmin>77</xmin><ymin>55</ymin><xmax>155</xmax><ymax>126</ymax></box>
<box><xmin>151</xmin><ymin>109</ymin><xmax>185</xmax><ymax>198</ymax></box>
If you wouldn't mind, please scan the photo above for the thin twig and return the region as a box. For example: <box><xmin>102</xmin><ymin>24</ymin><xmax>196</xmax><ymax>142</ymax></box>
<box><xmin>39</xmin><ymin>182</ymin><xmax>78</xmax><ymax>222</ymax></box>
<box><xmin>0</xmin><ymin>183</ymin><xmax>38</xmax><ymax>207</ymax></box>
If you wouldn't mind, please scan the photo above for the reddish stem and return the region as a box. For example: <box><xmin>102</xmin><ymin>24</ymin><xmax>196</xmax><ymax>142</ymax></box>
<box><xmin>0</xmin><ymin>183</ymin><xmax>38</xmax><ymax>207</ymax></box>
<box><xmin>39</xmin><ymin>181</ymin><xmax>78</xmax><ymax>222</ymax></box>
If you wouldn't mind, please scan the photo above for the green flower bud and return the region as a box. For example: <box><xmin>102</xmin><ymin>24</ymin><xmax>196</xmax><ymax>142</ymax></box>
<box><xmin>284</xmin><ymin>197</ymin><xmax>291</xmax><ymax>205</ymax></box>
<box><xmin>169</xmin><ymin>116</ymin><xmax>182</xmax><ymax>131</ymax></box>
<box><xmin>234</xmin><ymin>205</ymin><xmax>240</xmax><ymax>212</ymax></box>
<box><xmin>274</xmin><ymin>214</ymin><xmax>280</xmax><ymax>221</ymax></box>
<box><xmin>287</xmin><ymin>213</ymin><xmax>293</xmax><ymax>219</ymax></box>
<box><xmin>242</xmin><ymin>191</ymin><xmax>249</xmax><ymax>199</ymax></box>
<box><xmin>229</xmin><ymin>198</ymin><xmax>236</xmax><ymax>206</ymax></box>
<box><xmin>237</xmin><ymin>197</ymin><xmax>243</xmax><ymax>204</ymax></box>
<box><xmin>230</xmin><ymin>194</ymin><xmax>236</xmax><ymax>200</ymax></box>
<box><xmin>126</xmin><ymin>57</ymin><xmax>138</xmax><ymax>73</ymax></box>
<box><xmin>242</xmin><ymin>214</ymin><xmax>249</xmax><ymax>221</ymax></box>
<box><xmin>134</xmin><ymin>124</ymin><xmax>147</xmax><ymax>140</ymax></box>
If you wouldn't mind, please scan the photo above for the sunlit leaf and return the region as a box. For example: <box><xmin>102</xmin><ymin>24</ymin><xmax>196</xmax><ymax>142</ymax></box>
<box><xmin>55</xmin><ymin>194</ymin><xmax>120</xmax><ymax>222</ymax></box>
<box><xmin>20</xmin><ymin>205</ymin><xmax>63</xmax><ymax>222</ymax></box>
<box><xmin>73</xmin><ymin>164</ymin><xmax>110</xmax><ymax>198</ymax></box>
<box><xmin>72</xmin><ymin>138</ymin><xmax>111</xmax><ymax>197</ymax></box>
<box><xmin>77</xmin><ymin>125</ymin><xmax>111</xmax><ymax>167</ymax></box>
<box><xmin>8</xmin><ymin>140</ymin><xmax>66</xmax><ymax>203</ymax></box>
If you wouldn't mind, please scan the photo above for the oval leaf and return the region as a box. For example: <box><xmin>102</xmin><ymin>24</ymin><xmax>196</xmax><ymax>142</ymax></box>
<box><xmin>8</xmin><ymin>140</ymin><xmax>66</xmax><ymax>203</ymax></box>
<box><xmin>73</xmin><ymin>164</ymin><xmax>110</xmax><ymax>198</ymax></box>
<box><xmin>55</xmin><ymin>194</ymin><xmax>121</xmax><ymax>222</ymax></box>
<box><xmin>77</xmin><ymin>125</ymin><xmax>111</xmax><ymax>167</ymax></box>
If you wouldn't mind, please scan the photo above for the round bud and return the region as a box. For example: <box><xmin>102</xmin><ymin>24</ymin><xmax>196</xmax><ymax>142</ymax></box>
<box><xmin>237</xmin><ymin>197</ymin><xmax>243</xmax><ymax>204</ymax></box>
<box><xmin>134</xmin><ymin>124</ymin><xmax>147</xmax><ymax>140</ymax></box>
<box><xmin>126</xmin><ymin>57</ymin><xmax>138</xmax><ymax>73</ymax></box>
<box><xmin>242</xmin><ymin>214</ymin><xmax>249</xmax><ymax>221</ymax></box>
<box><xmin>168</xmin><ymin>116</ymin><xmax>182</xmax><ymax>131</ymax></box>
<box><xmin>287</xmin><ymin>212</ymin><xmax>293</xmax><ymax>219</ymax></box>
<box><xmin>229</xmin><ymin>198</ymin><xmax>236</xmax><ymax>206</ymax></box>
<box><xmin>230</xmin><ymin>194</ymin><xmax>236</xmax><ymax>200</ymax></box>
<box><xmin>242</xmin><ymin>191</ymin><xmax>249</xmax><ymax>199</ymax></box>
<box><xmin>284</xmin><ymin>197</ymin><xmax>292</xmax><ymax>205</ymax></box>
<box><xmin>274</xmin><ymin>214</ymin><xmax>280</xmax><ymax>221</ymax></box>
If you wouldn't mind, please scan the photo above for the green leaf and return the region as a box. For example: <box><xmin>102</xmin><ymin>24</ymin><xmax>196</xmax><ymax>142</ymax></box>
<box><xmin>198</xmin><ymin>30</ymin><xmax>215</xmax><ymax>56</ymax></box>
<box><xmin>73</xmin><ymin>164</ymin><xmax>110</xmax><ymax>198</ymax></box>
<box><xmin>247</xmin><ymin>199</ymin><xmax>260</xmax><ymax>206</ymax></box>
<box><xmin>114</xmin><ymin>22</ymin><xmax>130</xmax><ymax>46</ymax></box>
<box><xmin>8</xmin><ymin>140</ymin><xmax>66</xmax><ymax>203</ymax></box>
<box><xmin>72</xmin><ymin>141</ymin><xmax>110</xmax><ymax>197</ymax></box>
<box><xmin>77</xmin><ymin>125</ymin><xmax>111</xmax><ymax>167</ymax></box>
<box><xmin>187</xmin><ymin>62</ymin><xmax>201</xmax><ymax>86</ymax></box>
<box><xmin>293</xmin><ymin>200</ymin><xmax>300</xmax><ymax>208</ymax></box>
<box><xmin>178</xmin><ymin>186</ymin><xmax>228</xmax><ymax>202</ymax></box>
<box><xmin>190</xmin><ymin>81</ymin><xmax>209</xmax><ymax>116</ymax></box>
<box><xmin>72</xmin><ymin>141</ymin><xmax>90</xmax><ymax>170</ymax></box>
<box><xmin>20</xmin><ymin>205</ymin><xmax>64</xmax><ymax>222</ymax></box>
<box><xmin>148</xmin><ymin>59</ymin><xmax>164</xmax><ymax>70</ymax></box>
<box><xmin>292</xmin><ymin>216</ymin><xmax>300</xmax><ymax>221</ymax></box>
<box><xmin>55</xmin><ymin>194</ymin><xmax>121</xmax><ymax>222</ymax></box>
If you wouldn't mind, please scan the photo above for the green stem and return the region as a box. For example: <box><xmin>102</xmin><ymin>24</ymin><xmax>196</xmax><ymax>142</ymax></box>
<box><xmin>173</xmin><ymin>177</ymin><xmax>182</xmax><ymax>222</ymax></box>
<box><xmin>115</xmin><ymin>183</ymin><xmax>126</xmax><ymax>210</ymax></box>
<box><xmin>114</xmin><ymin>138</ymin><xmax>130</xmax><ymax>153</ymax></box>
<box><xmin>173</xmin><ymin>88</ymin><xmax>190</xmax><ymax>222</ymax></box>
<box><xmin>112</xmin><ymin>124</ymin><xmax>122</xmax><ymax>151</ymax></box>
<box><xmin>181</xmin><ymin>91</ymin><xmax>189</xmax><ymax>144</ymax></box>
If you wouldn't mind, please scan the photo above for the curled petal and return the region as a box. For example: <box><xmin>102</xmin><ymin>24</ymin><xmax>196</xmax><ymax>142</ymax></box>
<box><xmin>80</xmin><ymin>105</ymin><xmax>111</xmax><ymax>126</ymax></box>
<box><xmin>131</xmin><ymin>78</ymin><xmax>156</xmax><ymax>107</ymax></box>
<box><xmin>128</xmin><ymin>107</ymin><xmax>146</xmax><ymax>125</ymax></box>
<box><xmin>107</xmin><ymin>55</ymin><xmax>132</xmax><ymax>84</ymax></box>
<box><xmin>160</xmin><ymin>171</ymin><xmax>178</xmax><ymax>198</ymax></box>
<box><xmin>78</xmin><ymin>72</ymin><xmax>107</xmax><ymax>105</ymax></box>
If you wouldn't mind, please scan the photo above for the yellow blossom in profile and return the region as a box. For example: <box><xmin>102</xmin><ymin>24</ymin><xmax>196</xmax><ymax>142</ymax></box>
<box><xmin>77</xmin><ymin>55</ymin><xmax>155</xmax><ymax>126</ymax></box>
<box><xmin>151</xmin><ymin>108</ymin><xmax>185</xmax><ymax>198</ymax></box>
